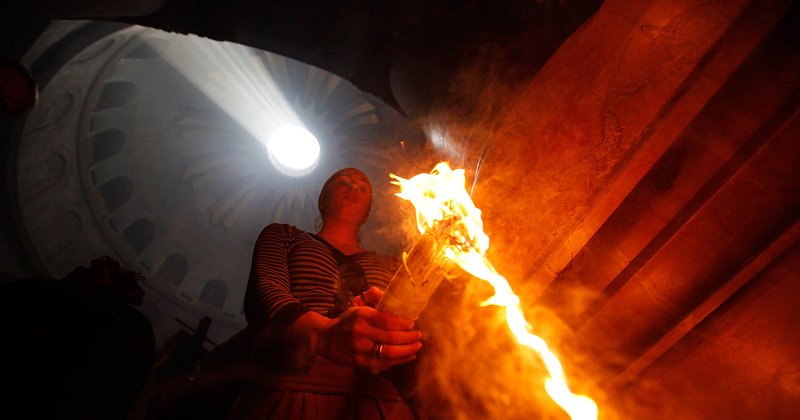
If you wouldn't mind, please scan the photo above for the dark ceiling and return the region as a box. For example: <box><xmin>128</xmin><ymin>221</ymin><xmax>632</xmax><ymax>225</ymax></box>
<box><xmin>3</xmin><ymin>0</ymin><xmax>604</xmax><ymax>118</ymax></box>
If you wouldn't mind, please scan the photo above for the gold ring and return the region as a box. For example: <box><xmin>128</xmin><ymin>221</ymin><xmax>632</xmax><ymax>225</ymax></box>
<box><xmin>372</xmin><ymin>341</ymin><xmax>383</xmax><ymax>358</ymax></box>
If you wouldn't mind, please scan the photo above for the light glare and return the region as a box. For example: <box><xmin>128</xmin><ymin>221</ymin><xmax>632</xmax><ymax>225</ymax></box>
<box><xmin>150</xmin><ymin>33</ymin><xmax>314</xmax><ymax>175</ymax></box>
<box><xmin>267</xmin><ymin>126</ymin><xmax>320</xmax><ymax>176</ymax></box>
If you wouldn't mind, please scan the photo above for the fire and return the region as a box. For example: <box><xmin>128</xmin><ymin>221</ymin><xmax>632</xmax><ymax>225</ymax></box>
<box><xmin>391</xmin><ymin>162</ymin><xmax>598</xmax><ymax>420</ymax></box>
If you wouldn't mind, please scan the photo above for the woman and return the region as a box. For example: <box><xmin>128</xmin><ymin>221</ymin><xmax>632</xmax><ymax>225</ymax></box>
<box><xmin>229</xmin><ymin>168</ymin><xmax>421</xmax><ymax>419</ymax></box>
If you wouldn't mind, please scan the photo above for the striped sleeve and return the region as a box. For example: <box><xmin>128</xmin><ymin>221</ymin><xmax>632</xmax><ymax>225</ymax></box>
<box><xmin>243</xmin><ymin>223</ymin><xmax>309</xmax><ymax>331</ymax></box>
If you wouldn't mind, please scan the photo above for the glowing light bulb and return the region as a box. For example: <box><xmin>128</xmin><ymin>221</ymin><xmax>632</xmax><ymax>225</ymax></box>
<box><xmin>267</xmin><ymin>126</ymin><xmax>320</xmax><ymax>176</ymax></box>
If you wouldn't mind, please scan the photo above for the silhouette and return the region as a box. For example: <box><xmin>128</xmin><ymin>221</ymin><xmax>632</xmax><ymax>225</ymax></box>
<box><xmin>0</xmin><ymin>54</ymin><xmax>38</xmax><ymax>118</ymax></box>
<box><xmin>0</xmin><ymin>256</ymin><xmax>155</xmax><ymax>419</ymax></box>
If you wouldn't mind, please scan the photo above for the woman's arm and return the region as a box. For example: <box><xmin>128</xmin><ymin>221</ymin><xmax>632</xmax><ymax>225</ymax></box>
<box><xmin>243</xmin><ymin>224</ymin><xmax>309</xmax><ymax>332</ymax></box>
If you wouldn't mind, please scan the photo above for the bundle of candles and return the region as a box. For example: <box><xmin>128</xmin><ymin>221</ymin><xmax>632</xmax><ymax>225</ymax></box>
<box><xmin>376</xmin><ymin>162</ymin><xmax>598</xmax><ymax>420</ymax></box>
<box><xmin>376</xmin><ymin>223</ymin><xmax>456</xmax><ymax>320</ymax></box>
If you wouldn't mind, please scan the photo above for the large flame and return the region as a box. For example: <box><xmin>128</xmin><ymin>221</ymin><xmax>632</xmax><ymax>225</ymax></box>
<box><xmin>392</xmin><ymin>162</ymin><xmax>598</xmax><ymax>420</ymax></box>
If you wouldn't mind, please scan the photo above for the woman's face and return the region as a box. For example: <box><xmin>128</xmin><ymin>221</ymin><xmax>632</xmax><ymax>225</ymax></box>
<box><xmin>320</xmin><ymin>169</ymin><xmax>373</xmax><ymax>225</ymax></box>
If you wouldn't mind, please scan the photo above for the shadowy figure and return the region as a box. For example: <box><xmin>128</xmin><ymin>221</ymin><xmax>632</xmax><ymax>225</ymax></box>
<box><xmin>0</xmin><ymin>256</ymin><xmax>155</xmax><ymax>419</ymax></box>
<box><xmin>0</xmin><ymin>54</ymin><xmax>38</xmax><ymax>119</ymax></box>
<box><xmin>130</xmin><ymin>316</ymin><xmax>220</xmax><ymax>420</ymax></box>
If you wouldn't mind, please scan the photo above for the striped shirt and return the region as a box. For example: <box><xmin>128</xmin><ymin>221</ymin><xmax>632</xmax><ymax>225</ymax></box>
<box><xmin>244</xmin><ymin>223</ymin><xmax>399</xmax><ymax>331</ymax></box>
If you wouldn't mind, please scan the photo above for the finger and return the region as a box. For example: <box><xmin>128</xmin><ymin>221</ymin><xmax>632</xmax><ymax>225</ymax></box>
<box><xmin>353</xmin><ymin>337</ymin><xmax>421</xmax><ymax>361</ymax></box>
<box><xmin>350</xmin><ymin>316</ymin><xmax>422</xmax><ymax>345</ymax></box>
<box><xmin>351</xmin><ymin>294</ymin><xmax>367</xmax><ymax>307</ymax></box>
<box><xmin>362</xmin><ymin>287</ymin><xmax>384</xmax><ymax>306</ymax></box>
<box><xmin>375</xmin><ymin>341</ymin><xmax>423</xmax><ymax>360</ymax></box>
<box><xmin>362</xmin><ymin>308</ymin><xmax>415</xmax><ymax>331</ymax></box>
<box><xmin>352</xmin><ymin>338</ymin><xmax>419</xmax><ymax>362</ymax></box>
<box><xmin>373</xmin><ymin>328</ymin><xmax>423</xmax><ymax>346</ymax></box>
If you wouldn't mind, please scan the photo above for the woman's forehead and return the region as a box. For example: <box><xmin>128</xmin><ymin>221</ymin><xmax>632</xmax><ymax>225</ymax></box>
<box><xmin>336</xmin><ymin>169</ymin><xmax>370</xmax><ymax>183</ymax></box>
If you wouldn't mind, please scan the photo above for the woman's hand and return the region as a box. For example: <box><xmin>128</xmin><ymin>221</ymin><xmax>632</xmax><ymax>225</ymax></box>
<box><xmin>319</xmin><ymin>305</ymin><xmax>422</xmax><ymax>372</ymax></box>
<box><xmin>287</xmin><ymin>287</ymin><xmax>422</xmax><ymax>373</ymax></box>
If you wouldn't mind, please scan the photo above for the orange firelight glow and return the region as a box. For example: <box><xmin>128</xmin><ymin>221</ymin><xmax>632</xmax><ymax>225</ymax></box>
<box><xmin>391</xmin><ymin>162</ymin><xmax>598</xmax><ymax>420</ymax></box>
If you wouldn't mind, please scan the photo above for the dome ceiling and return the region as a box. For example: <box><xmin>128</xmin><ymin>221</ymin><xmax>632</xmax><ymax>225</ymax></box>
<box><xmin>11</xmin><ymin>21</ymin><xmax>427</xmax><ymax>343</ymax></box>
